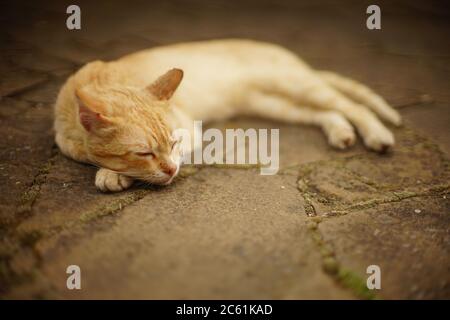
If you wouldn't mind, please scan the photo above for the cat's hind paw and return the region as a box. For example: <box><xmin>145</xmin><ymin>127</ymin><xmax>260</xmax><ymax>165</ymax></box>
<box><xmin>363</xmin><ymin>127</ymin><xmax>395</xmax><ymax>153</ymax></box>
<box><xmin>95</xmin><ymin>168</ymin><xmax>134</xmax><ymax>192</ymax></box>
<box><xmin>327</xmin><ymin>126</ymin><xmax>356</xmax><ymax>150</ymax></box>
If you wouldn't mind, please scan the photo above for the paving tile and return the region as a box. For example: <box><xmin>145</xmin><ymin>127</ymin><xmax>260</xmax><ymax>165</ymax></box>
<box><xmin>319</xmin><ymin>197</ymin><xmax>450</xmax><ymax>299</ymax></box>
<box><xmin>8</xmin><ymin>168</ymin><xmax>352</xmax><ymax>299</ymax></box>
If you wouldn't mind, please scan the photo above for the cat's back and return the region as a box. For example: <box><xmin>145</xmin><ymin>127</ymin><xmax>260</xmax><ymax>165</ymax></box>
<box><xmin>114</xmin><ymin>39</ymin><xmax>309</xmax><ymax>120</ymax></box>
<box><xmin>121</xmin><ymin>39</ymin><xmax>298</xmax><ymax>62</ymax></box>
<box><xmin>118</xmin><ymin>39</ymin><xmax>303</xmax><ymax>76</ymax></box>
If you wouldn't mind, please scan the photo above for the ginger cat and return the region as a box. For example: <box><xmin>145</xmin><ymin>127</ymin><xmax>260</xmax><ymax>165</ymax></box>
<box><xmin>54</xmin><ymin>39</ymin><xmax>401</xmax><ymax>192</ymax></box>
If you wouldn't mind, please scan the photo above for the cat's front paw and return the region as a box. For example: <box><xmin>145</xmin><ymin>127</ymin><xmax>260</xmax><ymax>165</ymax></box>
<box><xmin>95</xmin><ymin>168</ymin><xmax>134</xmax><ymax>192</ymax></box>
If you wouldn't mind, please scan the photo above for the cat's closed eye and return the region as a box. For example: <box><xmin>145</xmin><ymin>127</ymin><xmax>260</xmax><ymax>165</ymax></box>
<box><xmin>135</xmin><ymin>151</ymin><xmax>155</xmax><ymax>159</ymax></box>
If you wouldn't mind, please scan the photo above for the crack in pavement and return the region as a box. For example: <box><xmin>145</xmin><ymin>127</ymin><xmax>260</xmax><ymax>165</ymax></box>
<box><xmin>306</xmin><ymin>219</ymin><xmax>378</xmax><ymax>300</ymax></box>
<box><xmin>15</xmin><ymin>146</ymin><xmax>59</xmax><ymax>222</ymax></box>
<box><xmin>292</xmin><ymin>127</ymin><xmax>450</xmax><ymax>299</ymax></box>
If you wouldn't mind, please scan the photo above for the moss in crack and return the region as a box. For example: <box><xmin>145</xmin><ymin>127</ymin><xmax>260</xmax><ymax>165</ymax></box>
<box><xmin>297</xmin><ymin>169</ymin><xmax>318</xmax><ymax>216</ymax></box>
<box><xmin>17</xmin><ymin>187</ymin><xmax>40</xmax><ymax>214</ymax></box>
<box><xmin>202</xmin><ymin>163</ymin><xmax>262</xmax><ymax>170</ymax></box>
<box><xmin>337</xmin><ymin>268</ymin><xmax>377</xmax><ymax>300</ymax></box>
<box><xmin>303</xmin><ymin>197</ymin><xmax>317</xmax><ymax>216</ymax></box>
<box><xmin>307</xmin><ymin>220</ymin><xmax>378</xmax><ymax>300</ymax></box>
<box><xmin>79</xmin><ymin>190</ymin><xmax>149</xmax><ymax>223</ymax></box>
<box><xmin>347</xmin><ymin>198</ymin><xmax>383</xmax><ymax>211</ymax></box>
<box><xmin>428</xmin><ymin>184</ymin><xmax>450</xmax><ymax>194</ymax></box>
<box><xmin>16</xmin><ymin>152</ymin><xmax>57</xmax><ymax>216</ymax></box>
<box><xmin>346</xmin><ymin>186</ymin><xmax>450</xmax><ymax>212</ymax></box>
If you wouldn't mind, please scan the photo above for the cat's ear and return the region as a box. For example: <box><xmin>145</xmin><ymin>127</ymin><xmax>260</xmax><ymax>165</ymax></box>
<box><xmin>76</xmin><ymin>89</ymin><xmax>112</xmax><ymax>132</ymax></box>
<box><xmin>147</xmin><ymin>68</ymin><xmax>183</xmax><ymax>100</ymax></box>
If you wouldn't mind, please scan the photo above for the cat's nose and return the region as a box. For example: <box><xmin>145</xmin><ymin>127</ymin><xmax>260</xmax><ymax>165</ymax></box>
<box><xmin>162</xmin><ymin>163</ymin><xmax>177</xmax><ymax>176</ymax></box>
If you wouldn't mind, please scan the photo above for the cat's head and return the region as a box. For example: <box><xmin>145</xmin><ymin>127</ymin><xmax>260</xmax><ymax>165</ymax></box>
<box><xmin>76</xmin><ymin>68</ymin><xmax>184</xmax><ymax>185</ymax></box>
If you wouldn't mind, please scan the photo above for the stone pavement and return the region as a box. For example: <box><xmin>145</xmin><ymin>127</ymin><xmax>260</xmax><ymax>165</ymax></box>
<box><xmin>0</xmin><ymin>0</ymin><xmax>449</xmax><ymax>299</ymax></box>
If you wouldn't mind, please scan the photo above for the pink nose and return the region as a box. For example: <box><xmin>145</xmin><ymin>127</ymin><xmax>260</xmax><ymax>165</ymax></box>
<box><xmin>162</xmin><ymin>163</ymin><xmax>177</xmax><ymax>176</ymax></box>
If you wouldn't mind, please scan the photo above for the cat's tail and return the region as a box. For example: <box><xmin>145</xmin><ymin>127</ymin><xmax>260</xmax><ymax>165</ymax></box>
<box><xmin>318</xmin><ymin>71</ymin><xmax>401</xmax><ymax>126</ymax></box>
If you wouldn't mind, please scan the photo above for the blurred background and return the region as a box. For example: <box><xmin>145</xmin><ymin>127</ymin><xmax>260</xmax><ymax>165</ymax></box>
<box><xmin>2</xmin><ymin>0</ymin><xmax>449</xmax><ymax>147</ymax></box>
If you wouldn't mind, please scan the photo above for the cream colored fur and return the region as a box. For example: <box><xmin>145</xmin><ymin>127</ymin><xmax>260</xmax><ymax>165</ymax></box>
<box><xmin>54</xmin><ymin>39</ymin><xmax>401</xmax><ymax>192</ymax></box>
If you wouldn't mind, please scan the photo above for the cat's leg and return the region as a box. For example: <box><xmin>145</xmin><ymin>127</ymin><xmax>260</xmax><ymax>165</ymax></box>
<box><xmin>258</xmin><ymin>72</ymin><xmax>395</xmax><ymax>152</ymax></box>
<box><xmin>300</xmin><ymin>81</ymin><xmax>395</xmax><ymax>152</ymax></box>
<box><xmin>95</xmin><ymin>168</ymin><xmax>134</xmax><ymax>192</ymax></box>
<box><xmin>246</xmin><ymin>91</ymin><xmax>356</xmax><ymax>149</ymax></box>
<box><xmin>318</xmin><ymin>71</ymin><xmax>401</xmax><ymax>126</ymax></box>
